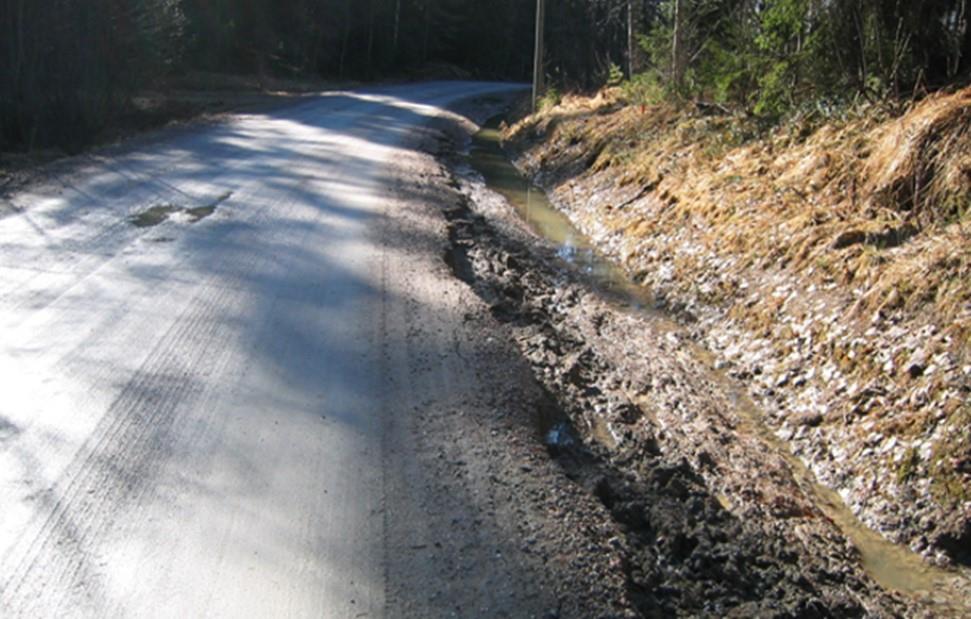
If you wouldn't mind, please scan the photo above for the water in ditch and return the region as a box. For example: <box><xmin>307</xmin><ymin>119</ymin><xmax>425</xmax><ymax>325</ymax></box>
<box><xmin>467</xmin><ymin>113</ymin><xmax>971</xmax><ymax>615</ymax></box>
<box><xmin>467</xmin><ymin>118</ymin><xmax>653</xmax><ymax>311</ymax></box>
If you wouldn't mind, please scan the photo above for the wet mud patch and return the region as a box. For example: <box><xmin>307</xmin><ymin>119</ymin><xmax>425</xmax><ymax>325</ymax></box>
<box><xmin>444</xmin><ymin>163</ymin><xmax>920</xmax><ymax>617</ymax></box>
<box><xmin>466</xmin><ymin>115</ymin><xmax>653</xmax><ymax>311</ymax></box>
<box><xmin>184</xmin><ymin>205</ymin><xmax>216</xmax><ymax>223</ymax></box>
<box><xmin>129</xmin><ymin>191</ymin><xmax>232</xmax><ymax>228</ymax></box>
<box><xmin>450</xmin><ymin>113</ymin><xmax>971</xmax><ymax>616</ymax></box>
<box><xmin>131</xmin><ymin>205</ymin><xmax>179</xmax><ymax>228</ymax></box>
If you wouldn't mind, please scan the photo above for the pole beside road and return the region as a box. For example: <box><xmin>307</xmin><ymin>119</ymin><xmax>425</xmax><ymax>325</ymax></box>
<box><xmin>532</xmin><ymin>0</ymin><xmax>545</xmax><ymax>112</ymax></box>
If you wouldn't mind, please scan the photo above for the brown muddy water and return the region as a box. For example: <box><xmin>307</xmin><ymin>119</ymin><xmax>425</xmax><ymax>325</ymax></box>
<box><xmin>467</xmin><ymin>119</ymin><xmax>652</xmax><ymax>311</ymax></box>
<box><xmin>467</xmin><ymin>114</ymin><xmax>971</xmax><ymax>615</ymax></box>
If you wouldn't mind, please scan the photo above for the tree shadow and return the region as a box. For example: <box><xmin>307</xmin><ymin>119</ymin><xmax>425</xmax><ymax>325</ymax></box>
<box><xmin>0</xmin><ymin>82</ymin><xmax>565</xmax><ymax>617</ymax></box>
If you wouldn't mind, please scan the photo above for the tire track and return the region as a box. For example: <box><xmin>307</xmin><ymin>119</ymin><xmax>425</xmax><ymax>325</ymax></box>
<box><xmin>0</xmin><ymin>279</ymin><xmax>238</xmax><ymax>614</ymax></box>
<box><xmin>1</xmin><ymin>149</ymin><xmax>346</xmax><ymax>614</ymax></box>
<box><xmin>0</xmin><ymin>82</ymin><xmax>529</xmax><ymax>617</ymax></box>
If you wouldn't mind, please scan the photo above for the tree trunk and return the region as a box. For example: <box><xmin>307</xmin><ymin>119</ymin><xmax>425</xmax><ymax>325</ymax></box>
<box><xmin>627</xmin><ymin>0</ymin><xmax>643</xmax><ymax>77</ymax></box>
<box><xmin>423</xmin><ymin>1</ymin><xmax>432</xmax><ymax>63</ymax></box>
<box><xmin>852</xmin><ymin>4</ymin><xmax>868</xmax><ymax>93</ymax></box>
<box><xmin>338</xmin><ymin>0</ymin><xmax>350</xmax><ymax>77</ymax></box>
<box><xmin>532</xmin><ymin>0</ymin><xmax>545</xmax><ymax>111</ymax></box>
<box><xmin>957</xmin><ymin>0</ymin><xmax>969</xmax><ymax>76</ymax></box>
<box><xmin>15</xmin><ymin>0</ymin><xmax>26</xmax><ymax>78</ymax></box>
<box><xmin>366</xmin><ymin>0</ymin><xmax>375</xmax><ymax>76</ymax></box>
<box><xmin>393</xmin><ymin>0</ymin><xmax>401</xmax><ymax>59</ymax></box>
<box><xmin>672</xmin><ymin>0</ymin><xmax>682</xmax><ymax>90</ymax></box>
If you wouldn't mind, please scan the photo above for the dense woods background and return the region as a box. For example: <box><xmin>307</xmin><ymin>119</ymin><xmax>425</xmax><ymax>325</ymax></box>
<box><xmin>1</xmin><ymin>0</ymin><xmax>969</xmax><ymax>151</ymax></box>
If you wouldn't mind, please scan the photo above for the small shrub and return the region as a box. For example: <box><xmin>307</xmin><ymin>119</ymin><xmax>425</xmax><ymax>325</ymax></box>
<box><xmin>623</xmin><ymin>71</ymin><xmax>667</xmax><ymax>106</ymax></box>
<box><xmin>539</xmin><ymin>87</ymin><xmax>561</xmax><ymax>112</ymax></box>
<box><xmin>606</xmin><ymin>63</ymin><xmax>625</xmax><ymax>88</ymax></box>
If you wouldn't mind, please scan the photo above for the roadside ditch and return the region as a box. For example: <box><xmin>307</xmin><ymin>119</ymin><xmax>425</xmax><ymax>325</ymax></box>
<box><xmin>437</xmin><ymin>149</ymin><xmax>892</xmax><ymax>617</ymax></box>
<box><xmin>503</xmin><ymin>92</ymin><xmax>971</xmax><ymax>573</ymax></box>
<box><xmin>431</xmin><ymin>105</ymin><xmax>971</xmax><ymax>616</ymax></box>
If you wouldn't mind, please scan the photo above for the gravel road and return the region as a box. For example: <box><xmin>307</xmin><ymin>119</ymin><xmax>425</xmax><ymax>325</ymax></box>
<box><xmin>0</xmin><ymin>83</ymin><xmax>624</xmax><ymax>617</ymax></box>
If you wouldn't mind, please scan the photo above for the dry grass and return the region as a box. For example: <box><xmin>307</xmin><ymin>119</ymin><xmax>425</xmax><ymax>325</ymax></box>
<box><xmin>866</xmin><ymin>88</ymin><xmax>971</xmax><ymax>226</ymax></box>
<box><xmin>509</xmin><ymin>87</ymin><xmax>971</xmax><ymax>360</ymax></box>
<box><xmin>507</xmin><ymin>87</ymin><xmax>971</xmax><ymax>521</ymax></box>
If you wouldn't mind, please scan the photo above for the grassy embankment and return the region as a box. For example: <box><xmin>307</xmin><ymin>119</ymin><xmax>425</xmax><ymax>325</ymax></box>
<box><xmin>506</xmin><ymin>86</ymin><xmax>970</xmax><ymax>561</ymax></box>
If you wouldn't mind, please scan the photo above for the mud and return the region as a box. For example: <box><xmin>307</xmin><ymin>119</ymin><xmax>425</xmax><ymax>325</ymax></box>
<box><xmin>432</xmin><ymin>118</ymin><xmax>971</xmax><ymax>615</ymax></box>
<box><xmin>463</xmin><ymin>112</ymin><xmax>971</xmax><ymax>614</ymax></box>
<box><xmin>466</xmin><ymin>115</ymin><xmax>652</xmax><ymax>310</ymax></box>
<box><xmin>130</xmin><ymin>204</ymin><xmax>179</xmax><ymax>228</ymax></box>
<box><xmin>505</xmin><ymin>105</ymin><xmax>971</xmax><ymax>572</ymax></box>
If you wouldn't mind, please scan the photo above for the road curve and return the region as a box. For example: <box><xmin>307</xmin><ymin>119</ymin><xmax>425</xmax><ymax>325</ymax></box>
<box><xmin>0</xmin><ymin>82</ymin><xmax>521</xmax><ymax>617</ymax></box>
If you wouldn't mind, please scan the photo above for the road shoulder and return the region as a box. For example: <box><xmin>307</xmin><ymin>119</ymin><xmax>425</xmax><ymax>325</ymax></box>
<box><xmin>377</xmin><ymin>101</ymin><xmax>636</xmax><ymax>617</ymax></box>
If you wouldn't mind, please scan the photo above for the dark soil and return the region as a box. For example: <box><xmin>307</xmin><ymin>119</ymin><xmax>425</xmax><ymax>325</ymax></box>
<box><xmin>430</xmin><ymin>122</ymin><xmax>915</xmax><ymax>616</ymax></box>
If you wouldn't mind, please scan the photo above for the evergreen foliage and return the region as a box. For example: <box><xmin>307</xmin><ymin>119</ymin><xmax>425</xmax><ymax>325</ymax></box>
<box><xmin>635</xmin><ymin>0</ymin><xmax>970</xmax><ymax>117</ymax></box>
<box><xmin>0</xmin><ymin>0</ymin><xmax>968</xmax><ymax>150</ymax></box>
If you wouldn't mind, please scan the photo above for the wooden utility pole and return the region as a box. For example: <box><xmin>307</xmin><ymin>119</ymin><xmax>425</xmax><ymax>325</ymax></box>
<box><xmin>532</xmin><ymin>0</ymin><xmax>546</xmax><ymax>112</ymax></box>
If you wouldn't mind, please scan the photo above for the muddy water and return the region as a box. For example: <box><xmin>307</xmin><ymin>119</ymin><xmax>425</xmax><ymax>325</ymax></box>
<box><xmin>467</xmin><ymin>118</ymin><xmax>652</xmax><ymax>310</ymax></box>
<box><xmin>708</xmin><ymin>354</ymin><xmax>971</xmax><ymax>614</ymax></box>
<box><xmin>468</xmin><ymin>115</ymin><xmax>971</xmax><ymax>615</ymax></box>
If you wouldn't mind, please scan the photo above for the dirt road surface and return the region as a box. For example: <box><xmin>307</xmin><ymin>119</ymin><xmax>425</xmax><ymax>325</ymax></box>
<box><xmin>0</xmin><ymin>83</ymin><xmax>631</xmax><ymax>618</ymax></box>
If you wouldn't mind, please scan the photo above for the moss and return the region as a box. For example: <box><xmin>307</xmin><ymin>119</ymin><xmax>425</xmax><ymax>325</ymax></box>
<box><xmin>896</xmin><ymin>448</ymin><xmax>921</xmax><ymax>484</ymax></box>
<box><xmin>929</xmin><ymin>403</ymin><xmax>971</xmax><ymax>507</ymax></box>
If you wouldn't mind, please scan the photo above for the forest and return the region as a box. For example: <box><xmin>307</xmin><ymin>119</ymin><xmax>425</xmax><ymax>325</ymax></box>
<box><xmin>1</xmin><ymin>0</ymin><xmax>969</xmax><ymax>150</ymax></box>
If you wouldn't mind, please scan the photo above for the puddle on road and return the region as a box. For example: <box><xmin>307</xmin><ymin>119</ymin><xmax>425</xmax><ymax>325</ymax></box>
<box><xmin>131</xmin><ymin>205</ymin><xmax>179</xmax><ymax>228</ymax></box>
<box><xmin>130</xmin><ymin>191</ymin><xmax>233</xmax><ymax>228</ymax></box>
<box><xmin>467</xmin><ymin>114</ymin><xmax>971</xmax><ymax>614</ymax></box>
<box><xmin>185</xmin><ymin>205</ymin><xmax>217</xmax><ymax>223</ymax></box>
